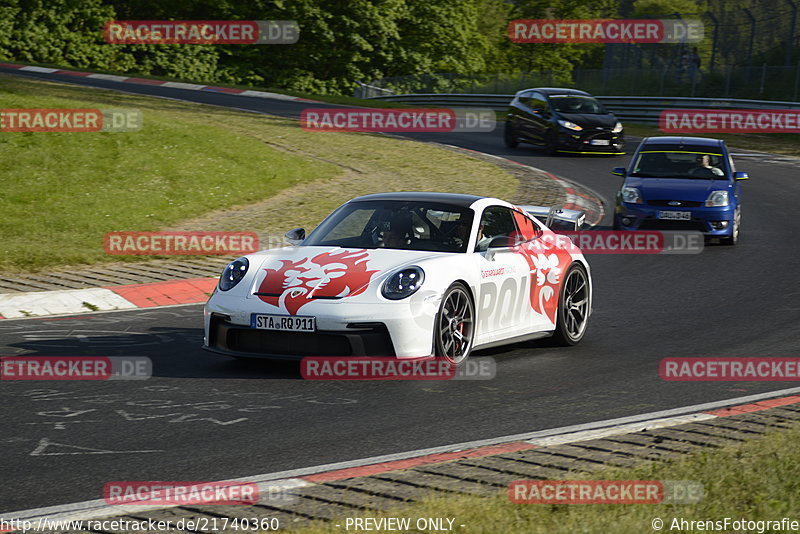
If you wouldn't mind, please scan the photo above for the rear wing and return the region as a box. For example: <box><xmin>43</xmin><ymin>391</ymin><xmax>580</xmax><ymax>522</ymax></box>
<box><xmin>520</xmin><ymin>205</ymin><xmax>586</xmax><ymax>231</ymax></box>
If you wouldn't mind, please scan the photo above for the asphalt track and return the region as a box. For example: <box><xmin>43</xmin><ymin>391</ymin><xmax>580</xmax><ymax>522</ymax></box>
<box><xmin>2</xmin><ymin>68</ymin><xmax>800</xmax><ymax>513</ymax></box>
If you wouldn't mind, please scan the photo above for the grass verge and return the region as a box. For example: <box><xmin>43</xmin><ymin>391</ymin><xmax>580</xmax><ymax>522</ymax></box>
<box><xmin>0</xmin><ymin>75</ymin><xmax>517</xmax><ymax>273</ymax></box>
<box><xmin>288</xmin><ymin>422</ymin><xmax>800</xmax><ymax>534</ymax></box>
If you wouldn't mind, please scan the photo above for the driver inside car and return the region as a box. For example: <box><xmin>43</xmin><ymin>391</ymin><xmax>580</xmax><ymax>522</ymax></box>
<box><xmin>692</xmin><ymin>154</ymin><xmax>724</xmax><ymax>176</ymax></box>
<box><xmin>381</xmin><ymin>213</ymin><xmax>413</xmax><ymax>248</ymax></box>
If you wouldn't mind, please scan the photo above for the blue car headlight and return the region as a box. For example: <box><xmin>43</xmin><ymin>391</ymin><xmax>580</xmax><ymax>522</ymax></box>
<box><xmin>219</xmin><ymin>257</ymin><xmax>249</xmax><ymax>291</ymax></box>
<box><xmin>382</xmin><ymin>266</ymin><xmax>425</xmax><ymax>300</ymax></box>
<box><xmin>621</xmin><ymin>186</ymin><xmax>643</xmax><ymax>204</ymax></box>
<box><xmin>705</xmin><ymin>190</ymin><xmax>729</xmax><ymax>207</ymax></box>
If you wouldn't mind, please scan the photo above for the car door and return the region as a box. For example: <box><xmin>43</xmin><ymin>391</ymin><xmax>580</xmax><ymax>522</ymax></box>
<box><xmin>472</xmin><ymin>205</ymin><xmax>535</xmax><ymax>345</ymax></box>
<box><xmin>513</xmin><ymin>90</ymin><xmax>538</xmax><ymax>141</ymax></box>
<box><xmin>527</xmin><ymin>92</ymin><xmax>552</xmax><ymax>143</ymax></box>
<box><xmin>726</xmin><ymin>147</ymin><xmax>743</xmax><ymax>206</ymax></box>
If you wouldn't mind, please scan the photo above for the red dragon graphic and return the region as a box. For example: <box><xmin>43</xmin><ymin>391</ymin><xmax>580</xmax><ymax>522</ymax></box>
<box><xmin>256</xmin><ymin>249</ymin><xmax>379</xmax><ymax>315</ymax></box>
<box><xmin>512</xmin><ymin>208</ymin><xmax>573</xmax><ymax>324</ymax></box>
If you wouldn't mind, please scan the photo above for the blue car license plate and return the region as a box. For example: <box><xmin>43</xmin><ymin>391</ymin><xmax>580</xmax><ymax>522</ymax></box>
<box><xmin>658</xmin><ymin>211</ymin><xmax>691</xmax><ymax>220</ymax></box>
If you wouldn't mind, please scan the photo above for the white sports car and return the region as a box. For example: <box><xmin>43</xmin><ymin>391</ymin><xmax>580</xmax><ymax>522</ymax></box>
<box><xmin>203</xmin><ymin>192</ymin><xmax>592</xmax><ymax>364</ymax></box>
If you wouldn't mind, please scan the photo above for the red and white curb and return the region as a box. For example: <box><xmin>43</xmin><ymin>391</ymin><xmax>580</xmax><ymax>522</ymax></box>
<box><xmin>0</xmin><ymin>63</ymin><xmax>320</xmax><ymax>103</ymax></box>
<box><xmin>0</xmin><ymin>278</ymin><xmax>217</xmax><ymax>319</ymax></box>
<box><xmin>3</xmin><ymin>388</ymin><xmax>799</xmax><ymax>526</ymax></box>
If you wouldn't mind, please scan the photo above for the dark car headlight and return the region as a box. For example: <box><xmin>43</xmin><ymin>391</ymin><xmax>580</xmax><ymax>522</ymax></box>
<box><xmin>557</xmin><ymin>119</ymin><xmax>583</xmax><ymax>131</ymax></box>
<box><xmin>382</xmin><ymin>266</ymin><xmax>425</xmax><ymax>300</ymax></box>
<box><xmin>219</xmin><ymin>257</ymin><xmax>249</xmax><ymax>291</ymax></box>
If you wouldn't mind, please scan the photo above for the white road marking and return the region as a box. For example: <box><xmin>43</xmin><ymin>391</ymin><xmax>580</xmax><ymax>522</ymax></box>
<box><xmin>29</xmin><ymin>438</ymin><xmax>162</xmax><ymax>456</ymax></box>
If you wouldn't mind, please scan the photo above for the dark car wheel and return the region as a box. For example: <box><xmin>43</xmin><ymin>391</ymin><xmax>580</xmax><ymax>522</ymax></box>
<box><xmin>721</xmin><ymin>207</ymin><xmax>741</xmax><ymax>245</ymax></box>
<box><xmin>504</xmin><ymin>122</ymin><xmax>519</xmax><ymax>148</ymax></box>
<box><xmin>550</xmin><ymin>263</ymin><xmax>590</xmax><ymax>346</ymax></box>
<box><xmin>544</xmin><ymin>130</ymin><xmax>559</xmax><ymax>155</ymax></box>
<box><xmin>435</xmin><ymin>283</ymin><xmax>475</xmax><ymax>366</ymax></box>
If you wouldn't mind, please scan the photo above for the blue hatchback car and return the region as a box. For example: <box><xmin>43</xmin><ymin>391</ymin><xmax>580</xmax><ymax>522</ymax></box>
<box><xmin>613</xmin><ymin>136</ymin><xmax>748</xmax><ymax>245</ymax></box>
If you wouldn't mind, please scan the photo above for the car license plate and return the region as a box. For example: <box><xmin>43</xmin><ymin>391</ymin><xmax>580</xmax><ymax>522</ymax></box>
<box><xmin>658</xmin><ymin>211</ymin><xmax>691</xmax><ymax>220</ymax></box>
<box><xmin>590</xmin><ymin>139</ymin><xmax>610</xmax><ymax>146</ymax></box>
<box><xmin>251</xmin><ymin>314</ymin><xmax>315</xmax><ymax>332</ymax></box>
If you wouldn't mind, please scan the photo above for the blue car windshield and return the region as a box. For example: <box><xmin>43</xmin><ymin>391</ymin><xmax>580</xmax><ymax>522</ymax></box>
<box><xmin>303</xmin><ymin>200</ymin><xmax>474</xmax><ymax>253</ymax></box>
<box><xmin>629</xmin><ymin>150</ymin><xmax>729</xmax><ymax>179</ymax></box>
<box><xmin>549</xmin><ymin>95</ymin><xmax>607</xmax><ymax>114</ymax></box>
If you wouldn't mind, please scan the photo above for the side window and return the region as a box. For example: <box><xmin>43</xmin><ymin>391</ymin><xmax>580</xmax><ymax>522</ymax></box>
<box><xmin>531</xmin><ymin>93</ymin><xmax>549</xmax><ymax>113</ymax></box>
<box><xmin>512</xmin><ymin>209</ymin><xmax>541</xmax><ymax>241</ymax></box>
<box><xmin>475</xmin><ymin>206</ymin><xmax>519</xmax><ymax>252</ymax></box>
<box><xmin>517</xmin><ymin>90</ymin><xmax>533</xmax><ymax>107</ymax></box>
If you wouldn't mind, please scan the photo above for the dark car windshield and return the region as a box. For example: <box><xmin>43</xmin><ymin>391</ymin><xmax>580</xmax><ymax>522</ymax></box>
<box><xmin>629</xmin><ymin>149</ymin><xmax>729</xmax><ymax>179</ymax></box>
<box><xmin>303</xmin><ymin>200</ymin><xmax>474</xmax><ymax>253</ymax></box>
<box><xmin>549</xmin><ymin>95</ymin><xmax>608</xmax><ymax>114</ymax></box>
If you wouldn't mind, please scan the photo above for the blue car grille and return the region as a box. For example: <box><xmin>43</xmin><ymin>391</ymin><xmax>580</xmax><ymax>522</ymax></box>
<box><xmin>647</xmin><ymin>200</ymin><xmax>703</xmax><ymax>207</ymax></box>
<box><xmin>639</xmin><ymin>219</ymin><xmax>708</xmax><ymax>232</ymax></box>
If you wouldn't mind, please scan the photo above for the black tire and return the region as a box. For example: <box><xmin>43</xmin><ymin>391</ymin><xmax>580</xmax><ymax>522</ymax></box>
<box><xmin>504</xmin><ymin>122</ymin><xmax>519</xmax><ymax>148</ymax></box>
<box><xmin>434</xmin><ymin>283</ymin><xmax>475</xmax><ymax>366</ymax></box>
<box><xmin>550</xmin><ymin>263</ymin><xmax>590</xmax><ymax>346</ymax></box>
<box><xmin>544</xmin><ymin>130</ymin><xmax>559</xmax><ymax>155</ymax></box>
<box><xmin>720</xmin><ymin>207</ymin><xmax>740</xmax><ymax>245</ymax></box>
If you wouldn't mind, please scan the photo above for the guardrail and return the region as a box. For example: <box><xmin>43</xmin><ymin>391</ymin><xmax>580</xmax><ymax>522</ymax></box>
<box><xmin>368</xmin><ymin>94</ymin><xmax>800</xmax><ymax>124</ymax></box>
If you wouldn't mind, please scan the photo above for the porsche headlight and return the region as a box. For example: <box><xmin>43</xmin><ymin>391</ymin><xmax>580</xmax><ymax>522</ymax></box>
<box><xmin>557</xmin><ymin>119</ymin><xmax>583</xmax><ymax>131</ymax></box>
<box><xmin>612</xmin><ymin>121</ymin><xmax>623</xmax><ymax>133</ymax></box>
<box><xmin>382</xmin><ymin>266</ymin><xmax>425</xmax><ymax>300</ymax></box>
<box><xmin>705</xmin><ymin>190</ymin><xmax>729</xmax><ymax>207</ymax></box>
<box><xmin>621</xmin><ymin>186</ymin><xmax>643</xmax><ymax>204</ymax></box>
<box><xmin>219</xmin><ymin>257</ymin><xmax>249</xmax><ymax>291</ymax></box>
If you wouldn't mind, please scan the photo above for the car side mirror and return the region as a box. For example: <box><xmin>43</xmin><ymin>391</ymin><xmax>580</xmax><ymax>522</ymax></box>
<box><xmin>284</xmin><ymin>227</ymin><xmax>305</xmax><ymax>246</ymax></box>
<box><xmin>612</xmin><ymin>167</ymin><xmax>626</xmax><ymax>177</ymax></box>
<box><xmin>734</xmin><ymin>171</ymin><xmax>749</xmax><ymax>181</ymax></box>
<box><xmin>488</xmin><ymin>235</ymin><xmax>515</xmax><ymax>248</ymax></box>
<box><xmin>485</xmin><ymin>235</ymin><xmax>515</xmax><ymax>261</ymax></box>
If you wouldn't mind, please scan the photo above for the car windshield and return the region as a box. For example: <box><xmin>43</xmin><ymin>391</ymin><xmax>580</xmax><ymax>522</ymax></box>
<box><xmin>549</xmin><ymin>95</ymin><xmax>607</xmax><ymax>114</ymax></box>
<box><xmin>629</xmin><ymin>149</ymin><xmax>729</xmax><ymax>179</ymax></box>
<box><xmin>303</xmin><ymin>200</ymin><xmax>474</xmax><ymax>253</ymax></box>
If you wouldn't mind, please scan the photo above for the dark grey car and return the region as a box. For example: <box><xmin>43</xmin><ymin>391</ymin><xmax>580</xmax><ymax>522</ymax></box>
<box><xmin>504</xmin><ymin>87</ymin><xmax>624</xmax><ymax>155</ymax></box>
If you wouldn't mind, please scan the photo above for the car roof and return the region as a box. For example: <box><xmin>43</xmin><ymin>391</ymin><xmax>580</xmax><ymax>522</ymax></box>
<box><xmin>518</xmin><ymin>87</ymin><xmax>592</xmax><ymax>97</ymax></box>
<box><xmin>641</xmin><ymin>136</ymin><xmax>725</xmax><ymax>148</ymax></box>
<box><xmin>350</xmin><ymin>192</ymin><xmax>488</xmax><ymax>208</ymax></box>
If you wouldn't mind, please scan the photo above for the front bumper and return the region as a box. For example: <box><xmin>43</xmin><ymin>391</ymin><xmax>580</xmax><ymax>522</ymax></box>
<box><xmin>205</xmin><ymin>314</ymin><xmax>397</xmax><ymax>360</ymax></box>
<box><xmin>557</xmin><ymin>129</ymin><xmax>624</xmax><ymax>155</ymax></box>
<box><xmin>615</xmin><ymin>202</ymin><xmax>736</xmax><ymax>236</ymax></box>
<box><xmin>203</xmin><ymin>291</ymin><xmax>441</xmax><ymax>360</ymax></box>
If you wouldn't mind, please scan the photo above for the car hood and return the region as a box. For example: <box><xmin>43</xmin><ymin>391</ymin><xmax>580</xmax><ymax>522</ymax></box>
<box><xmin>248</xmin><ymin>246</ymin><xmax>443</xmax><ymax>300</ymax></box>
<box><xmin>626</xmin><ymin>177</ymin><xmax>730</xmax><ymax>202</ymax></box>
<box><xmin>558</xmin><ymin>112</ymin><xmax>617</xmax><ymax>128</ymax></box>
